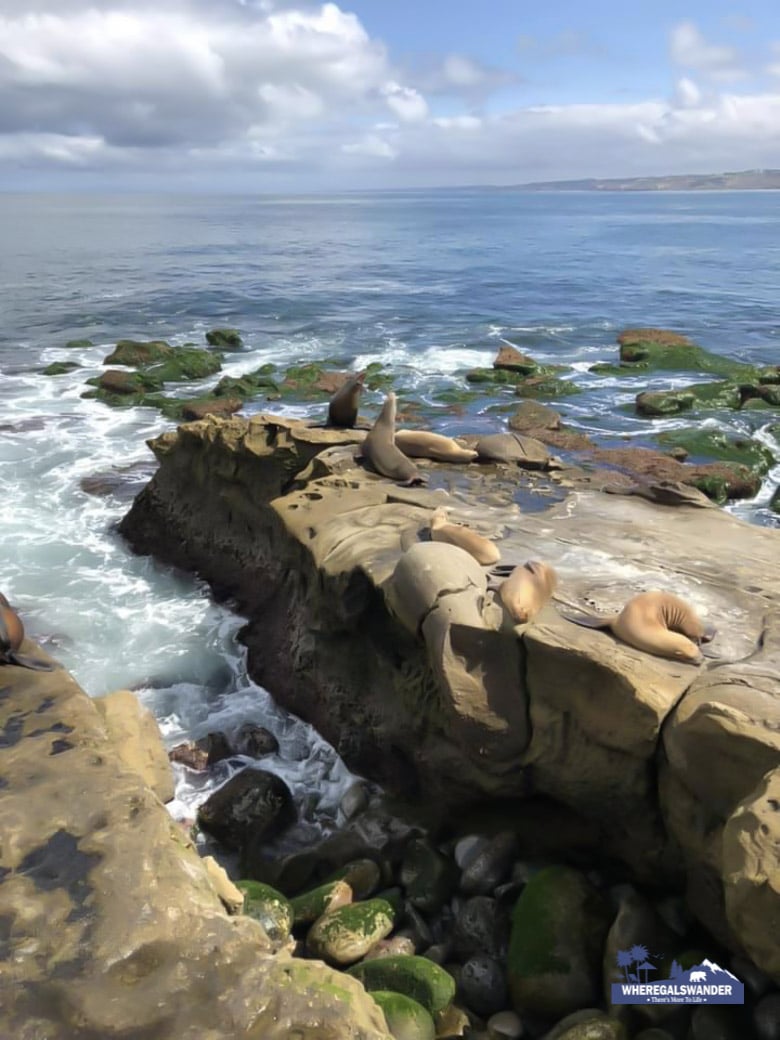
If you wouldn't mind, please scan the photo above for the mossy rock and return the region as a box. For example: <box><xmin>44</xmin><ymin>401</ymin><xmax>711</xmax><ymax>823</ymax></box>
<box><xmin>657</xmin><ymin>429</ymin><xmax>776</xmax><ymax>476</ymax></box>
<box><xmin>745</xmin><ymin>383</ymin><xmax>780</xmax><ymax>407</ymax></box>
<box><xmin>616</xmin><ymin>329</ymin><xmax>757</xmax><ymax>380</ymax></box>
<box><xmin>42</xmin><ymin>361</ymin><xmax>81</xmax><ymax>376</ymax></box>
<box><xmin>545</xmin><ymin>1009</ymin><xmax>627</xmax><ymax>1040</ymax></box>
<box><xmin>206</xmin><ymin>328</ymin><xmax>243</xmax><ymax>350</ymax></box>
<box><xmin>514</xmin><ymin>376</ymin><xmax>581</xmax><ymax>399</ymax></box>
<box><xmin>507</xmin><ymin>865</ymin><xmax>611</xmax><ymax>1020</ymax></box>
<box><xmin>347</xmin><ymin>955</ymin><xmax>456</xmax><ymax>1017</ymax></box>
<box><xmin>144</xmin><ymin>347</ymin><xmax>223</xmax><ymax>383</ymax></box>
<box><xmin>236</xmin><ymin>879</ymin><xmax>293</xmax><ymax>942</ymax></box>
<box><xmin>150</xmin><ymin>396</ymin><xmax>243</xmax><ymax>422</ymax></box>
<box><xmin>306</xmin><ymin>898</ymin><xmax>395</xmax><ymax>966</ymax></box>
<box><xmin>364</xmin><ymin>362</ymin><xmax>395</xmax><ymax>391</ymax></box>
<box><xmin>635</xmin><ymin>390</ymin><xmax>695</xmax><ymax>417</ymax></box>
<box><xmin>325</xmin><ymin>858</ymin><xmax>382</xmax><ymax>900</ymax></box>
<box><xmin>589</xmin><ymin>362</ymin><xmax>649</xmax><ymax>376</ymax></box>
<box><xmin>431</xmin><ymin>387</ymin><xmax>481</xmax><ymax>405</ymax></box>
<box><xmin>741</xmin><ymin>397</ymin><xmax>777</xmax><ymax>411</ymax></box>
<box><xmin>64</xmin><ymin>338</ymin><xmax>94</xmax><ymax>349</ymax></box>
<box><xmin>214</xmin><ymin>367</ymin><xmax>279</xmax><ymax>400</ymax></box>
<box><xmin>103</xmin><ymin>339</ymin><xmax>173</xmax><ymax>366</ymax></box>
<box><xmin>493</xmin><ymin>345</ymin><xmax>539</xmax><ymax>375</ymax></box>
<box><xmin>290</xmin><ymin>880</ymin><xmax>353</xmax><ymax>926</ymax></box>
<box><xmin>370</xmin><ymin>991</ymin><xmax>435</xmax><ymax>1040</ymax></box>
<box><xmin>685</xmin><ymin>381</ymin><xmax>743</xmax><ymax>410</ymax></box>
<box><xmin>758</xmin><ymin>366</ymin><xmax>780</xmax><ymax>385</ymax></box>
<box><xmin>87</xmin><ymin>369</ymin><xmax>163</xmax><ymax>396</ymax></box>
<box><xmin>466</xmin><ymin>367</ymin><xmax>532</xmax><ymax>386</ymax></box>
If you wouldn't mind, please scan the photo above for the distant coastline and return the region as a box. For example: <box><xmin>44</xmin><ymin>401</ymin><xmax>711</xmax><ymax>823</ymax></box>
<box><xmin>514</xmin><ymin>169</ymin><xmax>780</xmax><ymax>192</ymax></box>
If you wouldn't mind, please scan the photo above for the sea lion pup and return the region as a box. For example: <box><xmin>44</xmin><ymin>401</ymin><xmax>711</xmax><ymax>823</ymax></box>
<box><xmin>429</xmin><ymin>508</ymin><xmax>500</xmax><ymax>565</ymax></box>
<box><xmin>361</xmin><ymin>392</ymin><xmax>424</xmax><ymax>485</ymax></box>
<box><xmin>327</xmin><ymin>371</ymin><xmax>365</xmax><ymax>428</ymax></box>
<box><xmin>0</xmin><ymin>592</ymin><xmax>55</xmax><ymax>671</ymax></box>
<box><xmin>561</xmin><ymin>590</ymin><xmax>716</xmax><ymax>664</ymax></box>
<box><xmin>497</xmin><ymin>561</ymin><xmax>558</xmax><ymax>624</ymax></box>
<box><xmin>395</xmin><ymin>430</ymin><xmax>477</xmax><ymax>463</ymax></box>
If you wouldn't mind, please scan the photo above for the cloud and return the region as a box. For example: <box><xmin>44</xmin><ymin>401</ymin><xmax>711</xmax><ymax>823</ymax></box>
<box><xmin>669</xmin><ymin>20</ymin><xmax>746</xmax><ymax>82</ymax></box>
<box><xmin>381</xmin><ymin>82</ymin><xmax>428</xmax><ymax>122</ymax></box>
<box><xmin>674</xmin><ymin>77</ymin><xmax>702</xmax><ymax>108</ymax></box>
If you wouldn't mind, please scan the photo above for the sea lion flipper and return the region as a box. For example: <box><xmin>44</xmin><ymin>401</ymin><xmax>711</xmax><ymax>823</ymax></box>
<box><xmin>8</xmin><ymin>652</ymin><xmax>57</xmax><ymax>672</ymax></box>
<box><xmin>700</xmin><ymin>623</ymin><xmax>717</xmax><ymax>644</ymax></box>
<box><xmin>559</xmin><ymin>609</ymin><xmax>613</xmax><ymax>630</ymax></box>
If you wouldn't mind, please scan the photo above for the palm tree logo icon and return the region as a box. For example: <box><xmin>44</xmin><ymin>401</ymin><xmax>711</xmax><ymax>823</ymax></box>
<box><xmin>616</xmin><ymin>944</ymin><xmax>657</xmax><ymax>983</ymax></box>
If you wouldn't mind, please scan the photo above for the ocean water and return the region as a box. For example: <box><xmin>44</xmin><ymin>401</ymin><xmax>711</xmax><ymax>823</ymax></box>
<box><xmin>1</xmin><ymin>189</ymin><xmax>779</xmax><ymax>832</ymax></box>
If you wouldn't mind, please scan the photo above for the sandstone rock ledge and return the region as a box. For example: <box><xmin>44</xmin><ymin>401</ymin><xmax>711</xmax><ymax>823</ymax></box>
<box><xmin>119</xmin><ymin>414</ymin><xmax>780</xmax><ymax>982</ymax></box>
<box><xmin>0</xmin><ymin>648</ymin><xmax>391</xmax><ymax>1039</ymax></box>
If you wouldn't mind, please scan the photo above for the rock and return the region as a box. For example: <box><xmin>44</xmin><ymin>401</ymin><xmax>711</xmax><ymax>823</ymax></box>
<box><xmin>213</xmin><ymin>367</ymin><xmax>279</xmax><ymax>400</ymax></box>
<box><xmin>453</xmin><ymin>897</ymin><xmax>507</xmax><ymax>959</ymax></box>
<box><xmin>94</xmin><ymin>690</ymin><xmax>174</xmax><ymax>803</ymax></box>
<box><xmin>206</xmin><ymin>328</ymin><xmax>244</xmax><ymax>349</ymax></box>
<box><xmin>753</xmin><ymin>993</ymin><xmax>780</xmax><ymax>1040</ymax></box>
<box><xmin>486</xmin><ymin>1010</ymin><xmax>523</xmax><ymax>1039</ymax></box>
<box><xmin>348</xmin><ymin>955</ymin><xmax>458</xmax><ymax>1017</ymax></box>
<box><xmin>306</xmin><ymin>898</ymin><xmax>396</xmax><ymax>966</ymax></box>
<box><xmin>202</xmin><ymin>730</ymin><xmax>234</xmax><ymax>765</ymax></box>
<box><xmin>197</xmin><ymin>768</ymin><xmax>295</xmax><ymax>850</ymax></box>
<box><xmin>459</xmin><ymin>832</ymin><xmax>518</xmax><ymax>896</ymax></box>
<box><xmin>473</xmin><ymin>433</ymin><xmax>550</xmax><ymax>470</ymax></box>
<box><xmin>401</xmin><ymin>838</ymin><xmax>459</xmax><ymax>913</ymax></box>
<box><xmin>202</xmin><ymin>855</ymin><xmax>244</xmax><ymax>913</ymax></box>
<box><xmin>636</xmin><ymin>390</ymin><xmax>695</xmax><ymax>417</ymax></box>
<box><xmin>341</xmin><ymin>781</ymin><xmax>372</xmax><ymax>819</ymax></box>
<box><xmin>42</xmin><ymin>360</ymin><xmax>81</xmax><ymax>376</ymax></box>
<box><xmin>290</xmin><ymin>879</ymin><xmax>354</xmax><ymax>926</ymax></box>
<box><xmin>508</xmin><ymin>401</ymin><xmax>561</xmax><ymax>433</ymax></box>
<box><xmin>632</xmin><ymin>1031</ymin><xmax>674</xmax><ymax>1040</ymax></box>
<box><xmin>602</xmin><ymin>888</ymin><xmax>677</xmax><ymax>1009</ymax></box>
<box><xmin>493</xmin><ymin>346</ymin><xmax>539</xmax><ymax>375</ymax></box>
<box><xmin>690</xmin><ymin>1006</ymin><xmax>748</xmax><ymax>1040</ymax></box>
<box><xmin>366</xmin><ymin>936</ymin><xmax>418</xmax><ymax>961</ymax></box>
<box><xmin>544</xmin><ymin>1010</ymin><xmax>627</xmax><ymax>1040</ymax></box>
<box><xmin>436</xmin><ymin>1004</ymin><xmax>471</xmax><ymax>1038</ymax></box>
<box><xmin>145</xmin><ymin>347</ymin><xmax>222</xmax><ymax>383</ymax></box>
<box><xmin>371</xmin><ymin>990</ymin><xmax>436</xmax><ymax>1040</ymax></box>
<box><xmin>656</xmin><ymin>429</ymin><xmax>776</xmax><ymax>477</ymax></box>
<box><xmin>455</xmin><ymin>835</ymin><xmax>490</xmax><ymax>870</ymax></box>
<box><xmin>65</xmin><ymin>337</ymin><xmax>94</xmax><ymax>349</ymax></box>
<box><xmin>513</xmin><ymin>375</ymin><xmax>581</xmax><ymax>398</ymax></box>
<box><xmin>234</xmin><ymin>722</ymin><xmax>279</xmax><ymax>758</ymax></box>
<box><xmin>0</xmin><ymin>641</ymin><xmax>391</xmax><ymax>1040</ymax></box>
<box><xmin>730</xmin><ymin>955</ymin><xmax>772</xmax><ymax>997</ymax></box>
<box><xmin>459</xmin><ymin>954</ymin><xmax>508</xmax><ymax>1017</ymax></box>
<box><xmin>182</xmin><ymin>397</ymin><xmax>243</xmax><ymax>421</ymax></box>
<box><xmin>169</xmin><ymin>741</ymin><xmax>209</xmax><ymax>771</ymax></box>
<box><xmin>236</xmin><ymin>880</ymin><xmax>293</xmax><ymax>943</ymax></box>
<box><xmin>617</xmin><ymin>329</ymin><xmax>757</xmax><ymax>380</ymax></box>
<box><xmin>95</xmin><ymin>368</ymin><xmax>161</xmax><ymax>395</ymax></box>
<box><xmin>507</xmin><ymin>866</ymin><xmax>611</xmax><ymax>1020</ymax></box>
<box><xmin>104</xmin><ymin>338</ymin><xmax>173</xmax><ymax>366</ymax></box>
<box><xmin>327</xmin><ymin>858</ymin><xmax>383</xmax><ymax>900</ymax></box>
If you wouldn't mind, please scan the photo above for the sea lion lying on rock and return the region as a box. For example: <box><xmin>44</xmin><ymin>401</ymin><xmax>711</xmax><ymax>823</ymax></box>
<box><xmin>560</xmin><ymin>590</ymin><xmax>716</xmax><ymax>664</ymax></box>
<box><xmin>395</xmin><ymin>430</ymin><xmax>477</xmax><ymax>463</ymax></box>
<box><xmin>0</xmin><ymin>592</ymin><xmax>56</xmax><ymax>671</ymax></box>
<box><xmin>429</xmin><ymin>508</ymin><xmax>500</xmax><ymax>565</ymax></box>
<box><xmin>360</xmin><ymin>392</ymin><xmax>425</xmax><ymax>486</ymax></box>
<box><xmin>494</xmin><ymin>561</ymin><xmax>558</xmax><ymax>624</ymax></box>
<box><xmin>327</xmin><ymin>371</ymin><xmax>365</xmax><ymax>428</ymax></box>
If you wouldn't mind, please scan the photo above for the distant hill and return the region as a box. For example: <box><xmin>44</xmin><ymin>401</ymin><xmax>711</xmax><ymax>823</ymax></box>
<box><xmin>516</xmin><ymin>169</ymin><xmax>780</xmax><ymax>192</ymax></box>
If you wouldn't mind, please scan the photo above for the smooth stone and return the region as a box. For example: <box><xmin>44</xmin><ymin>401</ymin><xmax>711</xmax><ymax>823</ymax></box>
<box><xmin>348</xmin><ymin>955</ymin><xmax>457</xmax><ymax>1017</ymax></box>
<box><xmin>460</xmin><ymin>832</ymin><xmax>518</xmax><ymax>896</ymax></box>
<box><xmin>435</xmin><ymin>1003</ymin><xmax>471</xmax><ymax>1038</ymax></box>
<box><xmin>203</xmin><ymin>730</ymin><xmax>233</xmax><ymax>765</ymax></box>
<box><xmin>236</xmin><ymin>880</ymin><xmax>293</xmax><ymax>943</ymax></box>
<box><xmin>404</xmin><ymin>902</ymin><xmax>435</xmax><ymax>950</ymax></box>
<box><xmin>544</xmin><ymin>1009</ymin><xmax>626</xmax><ymax>1040</ymax></box>
<box><xmin>365</xmin><ymin>936</ymin><xmax>417</xmax><ymax>961</ymax></box>
<box><xmin>327</xmin><ymin>858</ymin><xmax>383</xmax><ymax>900</ymax></box>
<box><xmin>487</xmin><ymin>1010</ymin><xmax>524</xmax><ymax>1039</ymax></box>
<box><xmin>306</xmin><ymin>898</ymin><xmax>395</xmax><ymax>966</ymax></box>
<box><xmin>202</xmin><ymin>855</ymin><xmax>244</xmax><ymax>914</ymax></box>
<box><xmin>453</xmin><ymin>896</ymin><xmax>507</xmax><ymax>959</ymax></box>
<box><xmin>341</xmin><ymin>781</ymin><xmax>372</xmax><ymax>820</ymax></box>
<box><xmin>455</xmin><ymin>835</ymin><xmax>489</xmax><ymax>870</ymax></box>
<box><xmin>289</xmin><ymin>879</ymin><xmax>353</xmax><ymax>926</ymax></box>
<box><xmin>754</xmin><ymin>994</ymin><xmax>780</xmax><ymax>1040</ymax></box>
<box><xmin>370</xmin><ymin>990</ymin><xmax>436</xmax><ymax>1040</ymax></box>
<box><xmin>459</xmin><ymin>954</ymin><xmax>508</xmax><ymax>1018</ymax></box>
<box><xmin>197</xmin><ymin>768</ymin><xmax>295</xmax><ymax>850</ymax></box>
<box><xmin>422</xmin><ymin>943</ymin><xmax>450</xmax><ymax>965</ymax></box>
<box><xmin>234</xmin><ymin>722</ymin><xmax>279</xmax><ymax>757</ymax></box>
<box><xmin>691</xmin><ymin>1006</ymin><xmax>749</xmax><ymax>1040</ymax></box>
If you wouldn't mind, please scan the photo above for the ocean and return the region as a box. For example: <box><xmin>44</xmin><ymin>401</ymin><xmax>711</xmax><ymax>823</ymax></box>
<box><xmin>1</xmin><ymin>188</ymin><xmax>778</xmax><ymax>832</ymax></box>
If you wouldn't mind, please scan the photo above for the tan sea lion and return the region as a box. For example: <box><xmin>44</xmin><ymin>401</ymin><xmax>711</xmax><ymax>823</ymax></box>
<box><xmin>395</xmin><ymin>430</ymin><xmax>477</xmax><ymax>463</ymax></box>
<box><xmin>497</xmin><ymin>561</ymin><xmax>558</xmax><ymax>624</ymax></box>
<box><xmin>0</xmin><ymin>592</ymin><xmax>55</xmax><ymax>671</ymax></box>
<box><xmin>361</xmin><ymin>392</ymin><xmax>424</xmax><ymax>485</ymax></box>
<box><xmin>430</xmin><ymin>508</ymin><xmax>500</xmax><ymax>565</ymax></box>
<box><xmin>327</xmin><ymin>371</ymin><xmax>365</xmax><ymax>427</ymax></box>
<box><xmin>560</xmin><ymin>590</ymin><xmax>716</xmax><ymax>664</ymax></box>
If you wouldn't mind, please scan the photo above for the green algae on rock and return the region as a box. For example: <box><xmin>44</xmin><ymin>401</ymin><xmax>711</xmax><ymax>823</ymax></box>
<box><xmin>65</xmin><ymin>337</ymin><xmax>94</xmax><ymax>349</ymax></box>
<box><xmin>493</xmin><ymin>345</ymin><xmax>540</xmax><ymax>375</ymax></box>
<box><xmin>370</xmin><ymin>991</ymin><xmax>435</xmax><ymax>1040</ymax></box>
<box><xmin>206</xmin><ymin>328</ymin><xmax>244</xmax><ymax>349</ymax></box>
<box><xmin>635</xmin><ymin>390</ymin><xmax>696</xmax><ymax>417</ymax></box>
<box><xmin>42</xmin><ymin>360</ymin><xmax>81</xmax><ymax>376</ymax></box>
<box><xmin>290</xmin><ymin>879</ymin><xmax>354</xmax><ymax>926</ymax></box>
<box><xmin>144</xmin><ymin>346</ymin><xmax>223</xmax><ymax>383</ymax></box>
<box><xmin>214</xmin><ymin>366</ymin><xmax>280</xmax><ymax>400</ymax></box>
<box><xmin>306</xmin><ymin>898</ymin><xmax>396</xmax><ymax>966</ymax></box>
<box><xmin>236</xmin><ymin>880</ymin><xmax>294</xmax><ymax>943</ymax></box>
<box><xmin>656</xmin><ymin>429</ymin><xmax>776</xmax><ymax>477</ymax></box>
<box><xmin>347</xmin><ymin>955</ymin><xmax>456</xmax><ymax>1017</ymax></box>
<box><xmin>325</xmin><ymin>858</ymin><xmax>383</xmax><ymax>901</ymax></box>
<box><xmin>507</xmin><ymin>865</ymin><xmax>611</xmax><ymax>1020</ymax></box>
<box><xmin>514</xmin><ymin>375</ymin><xmax>581</xmax><ymax>399</ymax></box>
<box><xmin>617</xmin><ymin>328</ymin><xmax>758</xmax><ymax>380</ymax></box>
<box><xmin>103</xmin><ymin>339</ymin><xmax>174</xmax><ymax>366</ymax></box>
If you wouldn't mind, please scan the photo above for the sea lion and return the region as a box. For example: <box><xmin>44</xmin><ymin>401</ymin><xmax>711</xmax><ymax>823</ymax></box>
<box><xmin>361</xmin><ymin>392</ymin><xmax>424</xmax><ymax>485</ymax></box>
<box><xmin>327</xmin><ymin>371</ymin><xmax>365</xmax><ymax>428</ymax></box>
<box><xmin>430</xmin><ymin>508</ymin><xmax>500</xmax><ymax>565</ymax></box>
<box><xmin>0</xmin><ymin>592</ymin><xmax>55</xmax><ymax>671</ymax></box>
<box><xmin>395</xmin><ymin>430</ymin><xmax>477</xmax><ymax>463</ymax></box>
<box><xmin>496</xmin><ymin>561</ymin><xmax>558</xmax><ymax>624</ymax></box>
<box><xmin>560</xmin><ymin>590</ymin><xmax>716</xmax><ymax>664</ymax></box>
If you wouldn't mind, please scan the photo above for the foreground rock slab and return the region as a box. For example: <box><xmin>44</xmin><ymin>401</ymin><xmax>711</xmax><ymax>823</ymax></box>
<box><xmin>0</xmin><ymin>647</ymin><xmax>390</xmax><ymax>1040</ymax></box>
<box><xmin>119</xmin><ymin>414</ymin><xmax>780</xmax><ymax>980</ymax></box>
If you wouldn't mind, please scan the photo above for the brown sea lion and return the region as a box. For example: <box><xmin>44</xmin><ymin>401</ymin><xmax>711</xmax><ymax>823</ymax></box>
<box><xmin>327</xmin><ymin>371</ymin><xmax>365</xmax><ymax>428</ymax></box>
<box><xmin>497</xmin><ymin>561</ymin><xmax>558</xmax><ymax>624</ymax></box>
<box><xmin>429</xmin><ymin>508</ymin><xmax>500</xmax><ymax>565</ymax></box>
<box><xmin>395</xmin><ymin>430</ymin><xmax>477</xmax><ymax>463</ymax></box>
<box><xmin>361</xmin><ymin>392</ymin><xmax>424</xmax><ymax>485</ymax></box>
<box><xmin>0</xmin><ymin>592</ymin><xmax>55</xmax><ymax>671</ymax></box>
<box><xmin>560</xmin><ymin>590</ymin><xmax>716</xmax><ymax>664</ymax></box>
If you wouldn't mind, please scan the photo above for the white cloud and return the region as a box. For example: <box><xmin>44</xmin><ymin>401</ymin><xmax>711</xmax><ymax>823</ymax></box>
<box><xmin>669</xmin><ymin>21</ymin><xmax>745</xmax><ymax>81</ymax></box>
<box><xmin>342</xmin><ymin>134</ymin><xmax>397</xmax><ymax>159</ymax></box>
<box><xmin>381</xmin><ymin>82</ymin><xmax>428</xmax><ymax>122</ymax></box>
<box><xmin>674</xmin><ymin>77</ymin><xmax>702</xmax><ymax>108</ymax></box>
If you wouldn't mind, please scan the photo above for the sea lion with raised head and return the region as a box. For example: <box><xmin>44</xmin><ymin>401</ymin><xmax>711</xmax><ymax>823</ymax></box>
<box><xmin>327</xmin><ymin>371</ymin><xmax>365</xmax><ymax>428</ymax></box>
<box><xmin>560</xmin><ymin>590</ymin><xmax>715</xmax><ymax>664</ymax></box>
<box><xmin>361</xmin><ymin>392</ymin><xmax>424</xmax><ymax>485</ymax></box>
<box><xmin>395</xmin><ymin>430</ymin><xmax>477</xmax><ymax>463</ymax></box>
<box><xmin>0</xmin><ymin>592</ymin><xmax>56</xmax><ymax>671</ymax></box>
<box><xmin>497</xmin><ymin>561</ymin><xmax>558</xmax><ymax>624</ymax></box>
<box><xmin>430</xmin><ymin>508</ymin><xmax>500</xmax><ymax>565</ymax></box>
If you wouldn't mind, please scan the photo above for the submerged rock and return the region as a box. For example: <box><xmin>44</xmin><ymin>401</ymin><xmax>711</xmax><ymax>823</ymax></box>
<box><xmin>197</xmin><ymin>768</ymin><xmax>295</xmax><ymax>850</ymax></box>
<box><xmin>42</xmin><ymin>360</ymin><xmax>81</xmax><ymax>376</ymax></box>
<box><xmin>206</xmin><ymin>327</ymin><xmax>244</xmax><ymax>349</ymax></box>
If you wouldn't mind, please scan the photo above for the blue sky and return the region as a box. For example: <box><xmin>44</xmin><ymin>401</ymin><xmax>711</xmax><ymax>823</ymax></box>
<box><xmin>0</xmin><ymin>0</ymin><xmax>779</xmax><ymax>189</ymax></box>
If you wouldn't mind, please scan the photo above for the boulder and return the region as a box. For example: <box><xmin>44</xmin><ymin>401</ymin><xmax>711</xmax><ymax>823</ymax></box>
<box><xmin>206</xmin><ymin>328</ymin><xmax>243</xmax><ymax>349</ymax></box>
<box><xmin>493</xmin><ymin>345</ymin><xmax>539</xmax><ymax>374</ymax></box>
<box><xmin>197</xmin><ymin>768</ymin><xmax>295</xmax><ymax>850</ymax></box>
<box><xmin>507</xmin><ymin>401</ymin><xmax>561</xmax><ymax>433</ymax></box>
<box><xmin>348</xmin><ymin>955</ymin><xmax>457</xmax><ymax>1017</ymax></box>
<box><xmin>94</xmin><ymin>689</ymin><xmax>174</xmax><ymax>803</ymax></box>
<box><xmin>104</xmin><ymin>339</ymin><xmax>173</xmax><ymax>366</ymax></box>
<box><xmin>181</xmin><ymin>396</ymin><xmax>243</xmax><ymax>421</ymax></box>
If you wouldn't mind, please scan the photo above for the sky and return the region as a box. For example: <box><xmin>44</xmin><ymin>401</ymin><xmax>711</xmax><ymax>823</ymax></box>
<box><xmin>1</xmin><ymin>0</ymin><xmax>779</xmax><ymax>191</ymax></box>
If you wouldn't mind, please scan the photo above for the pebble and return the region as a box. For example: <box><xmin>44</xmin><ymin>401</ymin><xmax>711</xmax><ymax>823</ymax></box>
<box><xmin>459</xmin><ymin>953</ymin><xmax>508</xmax><ymax>1018</ymax></box>
<box><xmin>455</xmin><ymin>835</ymin><xmax>490</xmax><ymax>870</ymax></box>
<box><xmin>459</xmin><ymin>832</ymin><xmax>518</xmax><ymax>896</ymax></box>
<box><xmin>486</xmin><ymin>1010</ymin><xmax>523</xmax><ymax>1038</ymax></box>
